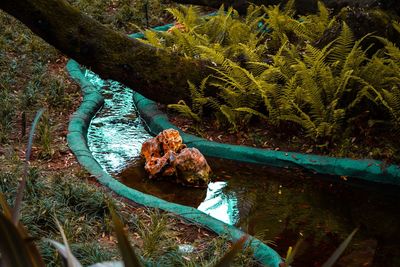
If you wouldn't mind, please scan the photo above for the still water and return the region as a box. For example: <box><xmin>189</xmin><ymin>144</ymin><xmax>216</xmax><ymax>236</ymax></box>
<box><xmin>85</xmin><ymin>70</ymin><xmax>400</xmax><ymax>266</ymax></box>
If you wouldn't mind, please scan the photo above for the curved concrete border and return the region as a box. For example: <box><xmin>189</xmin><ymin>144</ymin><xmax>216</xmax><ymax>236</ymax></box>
<box><xmin>66</xmin><ymin>59</ymin><xmax>283</xmax><ymax>267</ymax></box>
<box><xmin>133</xmin><ymin>93</ymin><xmax>400</xmax><ymax>185</ymax></box>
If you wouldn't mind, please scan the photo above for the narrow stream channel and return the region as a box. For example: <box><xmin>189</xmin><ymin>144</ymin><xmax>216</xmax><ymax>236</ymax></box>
<box><xmin>85</xmin><ymin>70</ymin><xmax>400</xmax><ymax>266</ymax></box>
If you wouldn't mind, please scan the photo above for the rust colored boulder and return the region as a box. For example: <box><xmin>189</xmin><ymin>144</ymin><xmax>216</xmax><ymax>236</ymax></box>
<box><xmin>140</xmin><ymin>129</ymin><xmax>211</xmax><ymax>186</ymax></box>
<box><xmin>173</xmin><ymin>147</ymin><xmax>211</xmax><ymax>186</ymax></box>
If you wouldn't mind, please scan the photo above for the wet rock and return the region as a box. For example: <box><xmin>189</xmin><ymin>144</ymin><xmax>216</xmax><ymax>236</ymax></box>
<box><xmin>173</xmin><ymin>147</ymin><xmax>211</xmax><ymax>186</ymax></box>
<box><xmin>140</xmin><ymin>129</ymin><xmax>211</xmax><ymax>186</ymax></box>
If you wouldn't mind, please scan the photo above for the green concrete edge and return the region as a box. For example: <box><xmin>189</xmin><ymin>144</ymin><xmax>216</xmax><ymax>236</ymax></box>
<box><xmin>66</xmin><ymin>59</ymin><xmax>283</xmax><ymax>267</ymax></box>
<box><xmin>134</xmin><ymin>91</ymin><xmax>400</xmax><ymax>185</ymax></box>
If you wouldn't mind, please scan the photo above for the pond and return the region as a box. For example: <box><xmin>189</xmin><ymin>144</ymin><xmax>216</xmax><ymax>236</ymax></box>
<box><xmin>85</xmin><ymin>70</ymin><xmax>400</xmax><ymax>266</ymax></box>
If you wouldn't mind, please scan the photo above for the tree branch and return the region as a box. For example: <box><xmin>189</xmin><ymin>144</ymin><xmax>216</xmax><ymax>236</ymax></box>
<box><xmin>0</xmin><ymin>0</ymin><xmax>211</xmax><ymax>104</ymax></box>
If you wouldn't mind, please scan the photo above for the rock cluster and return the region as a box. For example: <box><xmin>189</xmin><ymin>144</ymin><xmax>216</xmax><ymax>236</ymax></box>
<box><xmin>140</xmin><ymin>129</ymin><xmax>211</xmax><ymax>186</ymax></box>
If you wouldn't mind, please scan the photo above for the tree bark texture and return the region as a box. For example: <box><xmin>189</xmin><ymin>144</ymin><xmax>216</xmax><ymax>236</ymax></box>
<box><xmin>0</xmin><ymin>0</ymin><xmax>211</xmax><ymax>104</ymax></box>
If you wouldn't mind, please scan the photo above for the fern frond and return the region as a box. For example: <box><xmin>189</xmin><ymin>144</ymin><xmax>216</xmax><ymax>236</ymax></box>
<box><xmin>382</xmin><ymin>86</ymin><xmax>400</xmax><ymax>128</ymax></box>
<box><xmin>330</xmin><ymin>22</ymin><xmax>354</xmax><ymax>64</ymax></box>
<box><xmin>374</xmin><ymin>36</ymin><xmax>400</xmax><ymax>62</ymax></box>
<box><xmin>197</xmin><ymin>45</ymin><xmax>226</xmax><ymax>65</ymax></box>
<box><xmin>220</xmin><ymin>105</ymin><xmax>237</xmax><ymax>129</ymax></box>
<box><xmin>234</xmin><ymin>107</ymin><xmax>268</xmax><ymax>120</ymax></box>
<box><xmin>168</xmin><ymin>100</ymin><xmax>201</xmax><ymax>122</ymax></box>
<box><xmin>166</xmin><ymin>5</ymin><xmax>202</xmax><ymax>31</ymax></box>
<box><xmin>283</xmin><ymin>0</ymin><xmax>296</xmax><ymax>16</ymax></box>
<box><xmin>142</xmin><ymin>30</ymin><xmax>164</xmax><ymax>48</ymax></box>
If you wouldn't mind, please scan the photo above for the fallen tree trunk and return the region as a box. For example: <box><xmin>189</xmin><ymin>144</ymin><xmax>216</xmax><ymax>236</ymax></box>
<box><xmin>0</xmin><ymin>0</ymin><xmax>211</xmax><ymax>104</ymax></box>
<box><xmin>1</xmin><ymin>0</ymin><xmax>399</xmax><ymax>106</ymax></box>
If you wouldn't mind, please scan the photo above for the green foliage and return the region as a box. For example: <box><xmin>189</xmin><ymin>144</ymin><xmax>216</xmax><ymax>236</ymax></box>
<box><xmin>155</xmin><ymin>3</ymin><xmax>400</xmax><ymax>144</ymax></box>
<box><xmin>133</xmin><ymin>210</ymin><xmax>177</xmax><ymax>260</ymax></box>
<box><xmin>36</xmin><ymin>112</ymin><xmax>55</xmax><ymax>159</ymax></box>
<box><xmin>168</xmin><ymin>77</ymin><xmax>219</xmax><ymax>123</ymax></box>
<box><xmin>141</xmin><ymin>4</ymin><xmax>266</xmax><ymax>61</ymax></box>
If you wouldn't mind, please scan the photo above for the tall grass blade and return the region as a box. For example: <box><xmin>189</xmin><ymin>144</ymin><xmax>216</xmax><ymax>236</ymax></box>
<box><xmin>322</xmin><ymin>228</ymin><xmax>358</xmax><ymax>267</ymax></box>
<box><xmin>212</xmin><ymin>236</ymin><xmax>247</xmax><ymax>267</ymax></box>
<box><xmin>54</xmin><ymin>217</ymin><xmax>82</xmax><ymax>267</ymax></box>
<box><xmin>110</xmin><ymin>205</ymin><xmax>143</xmax><ymax>267</ymax></box>
<box><xmin>12</xmin><ymin>108</ymin><xmax>45</xmax><ymax>224</ymax></box>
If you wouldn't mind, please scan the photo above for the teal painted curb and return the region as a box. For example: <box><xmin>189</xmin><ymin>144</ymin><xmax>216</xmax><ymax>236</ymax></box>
<box><xmin>134</xmin><ymin>91</ymin><xmax>400</xmax><ymax>185</ymax></box>
<box><xmin>66</xmin><ymin>59</ymin><xmax>283</xmax><ymax>267</ymax></box>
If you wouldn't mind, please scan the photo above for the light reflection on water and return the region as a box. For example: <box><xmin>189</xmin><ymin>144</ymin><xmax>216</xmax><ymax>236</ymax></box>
<box><xmin>85</xmin><ymin>70</ymin><xmax>152</xmax><ymax>174</ymax></box>
<box><xmin>198</xmin><ymin>181</ymin><xmax>239</xmax><ymax>225</ymax></box>
<box><xmin>84</xmin><ymin>70</ymin><xmax>238</xmax><ymax>225</ymax></box>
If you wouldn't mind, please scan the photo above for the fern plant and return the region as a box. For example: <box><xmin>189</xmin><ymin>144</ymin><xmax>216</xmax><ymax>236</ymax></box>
<box><xmin>141</xmin><ymin>4</ymin><xmax>266</xmax><ymax>63</ymax></box>
<box><xmin>363</xmin><ymin>23</ymin><xmax>400</xmax><ymax>130</ymax></box>
<box><xmin>144</xmin><ymin>2</ymin><xmax>400</xmax><ymax>144</ymax></box>
<box><xmin>167</xmin><ymin>76</ymin><xmax>219</xmax><ymax>123</ymax></box>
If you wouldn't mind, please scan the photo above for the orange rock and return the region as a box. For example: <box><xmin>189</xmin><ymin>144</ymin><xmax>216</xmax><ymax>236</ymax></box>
<box><xmin>140</xmin><ymin>129</ymin><xmax>211</xmax><ymax>185</ymax></box>
<box><xmin>156</xmin><ymin>128</ymin><xmax>185</xmax><ymax>154</ymax></box>
<box><xmin>141</xmin><ymin>137</ymin><xmax>161</xmax><ymax>162</ymax></box>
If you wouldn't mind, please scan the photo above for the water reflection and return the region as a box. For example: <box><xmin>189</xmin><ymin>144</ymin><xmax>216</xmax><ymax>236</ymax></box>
<box><xmin>85</xmin><ymin>70</ymin><xmax>152</xmax><ymax>174</ymax></box>
<box><xmin>197</xmin><ymin>181</ymin><xmax>239</xmax><ymax>225</ymax></box>
<box><xmin>84</xmin><ymin>70</ymin><xmax>239</xmax><ymax>226</ymax></box>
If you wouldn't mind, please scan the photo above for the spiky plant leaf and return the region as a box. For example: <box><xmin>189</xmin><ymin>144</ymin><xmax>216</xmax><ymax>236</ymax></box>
<box><xmin>284</xmin><ymin>237</ymin><xmax>304</xmax><ymax>266</ymax></box>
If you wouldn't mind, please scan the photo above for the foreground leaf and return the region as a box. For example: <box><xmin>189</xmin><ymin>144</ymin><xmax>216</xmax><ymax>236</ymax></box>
<box><xmin>55</xmin><ymin>217</ymin><xmax>82</xmax><ymax>267</ymax></box>
<box><xmin>0</xmin><ymin>213</ymin><xmax>44</xmax><ymax>267</ymax></box>
<box><xmin>110</xmin><ymin>205</ymin><xmax>144</xmax><ymax>267</ymax></box>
